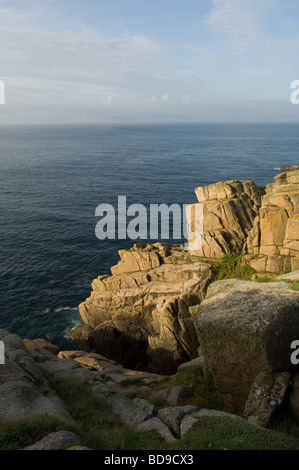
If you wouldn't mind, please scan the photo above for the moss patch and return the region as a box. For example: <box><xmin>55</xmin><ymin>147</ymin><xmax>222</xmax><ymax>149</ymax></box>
<box><xmin>215</xmin><ymin>253</ymin><xmax>256</xmax><ymax>281</ymax></box>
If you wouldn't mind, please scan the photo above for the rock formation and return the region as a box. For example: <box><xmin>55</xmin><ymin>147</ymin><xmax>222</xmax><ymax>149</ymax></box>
<box><xmin>71</xmin><ymin>243</ymin><xmax>215</xmax><ymax>374</ymax></box>
<box><xmin>194</xmin><ymin>279</ymin><xmax>299</xmax><ymax>412</ymax></box>
<box><xmin>243</xmin><ymin>371</ymin><xmax>291</xmax><ymax>427</ymax></box>
<box><xmin>186</xmin><ymin>170</ymin><xmax>299</xmax><ymax>272</ymax></box>
<box><xmin>0</xmin><ymin>329</ymin><xmax>72</xmax><ymax>422</ymax></box>
<box><xmin>3</xmin><ymin>330</ymin><xmax>298</xmax><ymax>450</ymax></box>
<box><xmin>246</xmin><ymin>170</ymin><xmax>299</xmax><ymax>272</ymax></box>
<box><xmin>280</xmin><ymin>165</ymin><xmax>299</xmax><ymax>171</ymax></box>
<box><xmin>187</xmin><ymin>179</ymin><xmax>264</xmax><ymax>258</ymax></box>
<box><xmin>71</xmin><ymin>170</ymin><xmax>298</xmax><ymax>376</ymax></box>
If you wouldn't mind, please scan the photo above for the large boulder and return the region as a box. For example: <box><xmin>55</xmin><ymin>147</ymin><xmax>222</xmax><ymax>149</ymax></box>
<box><xmin>71</xmin><ymin>243</ymin><xmax>215</xmax><ymax>374</ymax></box>
<box><xmin>194</xmin><ymin>279</ymin><xmax>299</xmax><ymax>412</ymax></box>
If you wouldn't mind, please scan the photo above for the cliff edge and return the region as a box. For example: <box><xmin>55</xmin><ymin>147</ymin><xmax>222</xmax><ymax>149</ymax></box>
<box><xmin>71</xmin><ymin>170</ymin><xmax>299</xmax><ymax>399</ymax></box>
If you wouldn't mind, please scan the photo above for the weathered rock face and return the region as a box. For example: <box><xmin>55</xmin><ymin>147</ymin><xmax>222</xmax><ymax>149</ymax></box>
<box><xmin>0</xmin><ymin>329</ymin><xmax>72</xmax><ymax>422</ymax></box>
<box><xmin>71</xmin><ymin>243</ymin><xmax>215</xmax><ymax>374</ymax></box>
<box><xmin>243</xmin><ymin>371</ymin><xmax>291</xmax><ymax>427</ymax></box>
<box><xmin>289</xmin><ymin>372</ymin><xmax>299</xmax><ymax>422</ymax></box>
<box><xmin>187</xmin><ymin>180</ymin><xmax>264</xmax><ymax>258</ymax></box>
<box><xmin>194</xmin><ymin>279</ymin><xmax>299</xmax><ymax>412</ymax></box>
<box><xmin>246</xmin><ymin>170</ymin><xmax>299</xmax><ymax>272</ymax></box>
<box><xmin>185</xmin><ymin>171</ymin><xmax>299</xmax><ymax>271</ymax></box>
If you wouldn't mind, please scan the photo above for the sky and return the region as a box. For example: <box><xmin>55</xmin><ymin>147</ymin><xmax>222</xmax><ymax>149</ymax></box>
<box><xmin>1</xmin><ymin>0</ymin><xmax>299</xmax><ymax>124</ymax></box>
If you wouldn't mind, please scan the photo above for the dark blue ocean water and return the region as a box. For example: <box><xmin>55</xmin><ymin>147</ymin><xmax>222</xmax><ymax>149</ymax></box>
<box><xmin>0</xmin><ymin>123</ymin><xmax>298</xmax><ymax>348</ymax></box>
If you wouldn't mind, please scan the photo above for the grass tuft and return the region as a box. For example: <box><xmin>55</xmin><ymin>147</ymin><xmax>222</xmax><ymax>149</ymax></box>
<box><xmin>0</xmin><ymin>415</ymin><xmax>69</xmax><ymax>450</ymax></box>
<box><xmin>46</xmin><ymin>375</ymin><xmax>131</xmax><ymax>450</ymax></box>
<box><xmin>215</xmin><ymin>253</ymin><xmax>256</xmax><ymax>281</ymax></box>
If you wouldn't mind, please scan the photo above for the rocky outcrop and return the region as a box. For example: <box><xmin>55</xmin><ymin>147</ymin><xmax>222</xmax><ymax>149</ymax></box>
<box><xmin>186</xmin><ymin>171</ymin><xmax>299</xmax><ymax>272</ymax></box>
<box><xmin>70</xmin><ymin>170</ymin><xmax>298</xmax><ymax>376</ymax></box>
<box><xmin>280</xmin><ymin>165</ymin><xmax>299</xmax><ymax>171</ymax></box>
<box><xmin>23</xmin><ymin>338</ymin><xmax>60</xmax><ymax>356</ymax></box>
<box><xmin>246</xmin><ymin>170</ymin><xmax>299</xmax><ymax>272</ymax></box>
<box><xmin>71</xmin><ymin>243</ymin><xmax>215</xmax><ymax>374</ymax></box>
<box><xmin>187</xmin><ymin>180</ymin><xmax>264</xmax><ymax>258</ymax></box>
<box><xmin>194</xmin><ymin>279</ymin><xmax>299</xmax><ymax>413</ymax></box>
<box><xmin>0</xmin><ymin>329</ymin><xmax>72</xmax><ymax>422</ymax></box>
<box><xmin>1</xmin><ymin>329</ymin><xmax>299</xmax><ymax>450</ymax></box>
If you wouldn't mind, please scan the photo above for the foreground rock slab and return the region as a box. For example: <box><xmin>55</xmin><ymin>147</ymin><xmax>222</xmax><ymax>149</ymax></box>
<box><xmin>157</xmin><ymin>405</ymin><xmax>199</xmax><ymax>438</ymax></box>
<box><xmin>0</xmin><ymin>330</ymin><xmax>72</xmax><ymax>422</ymax></box>
<box><xmin>24</xmin><ymin>431</ymin><xmax>79</xmax><ymax>450</ymax></box>
<box><xmin>194</xmin><ymin>279</ymin><xmax>299</xmax><ymax>412</ymax></box>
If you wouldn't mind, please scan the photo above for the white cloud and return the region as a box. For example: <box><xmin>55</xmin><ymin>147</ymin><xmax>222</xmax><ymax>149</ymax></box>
<box><xmin>0</xmin><ymin>0</ymin><xmax>298</xmax><ymax>124</ymax></box>
<box><xmin>204</xmin><ymin>0</ymin><xmax>275</xmax><ymax>50</ymax></box>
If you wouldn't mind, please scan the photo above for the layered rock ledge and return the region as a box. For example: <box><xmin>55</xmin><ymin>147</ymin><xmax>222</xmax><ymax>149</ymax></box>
<box><xmin>71</xmin><ymin>243</ymin><xmax>215</xmax><ymax>374</ymax></box>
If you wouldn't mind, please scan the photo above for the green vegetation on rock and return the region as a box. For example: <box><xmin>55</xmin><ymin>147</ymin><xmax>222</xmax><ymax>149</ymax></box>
<box><xmin>153</xmin><ymin>370</ymin><xmax>224</xmax><ymax>411</ymax></box>
<box><xmin>291</xmin><ymin>281</ymin><xmax>299</xmax><ymax>291</ymax></box>
<box><xmin>47</xmin><ymin>375</ymin><xmax>130</xmax><ymax>450</ymax></box>
<box><xmin>214</xmin><ymin>253</ymin><xmax>256</xmax><ymax>281</ymax></box>
<box><xmin>0</xmin><ymin>416</ymin><xmax>70</xmax><ymax>450</ymax></box>
<box><xmin>1</xmin><ymin>366</ymin><xmax>298</xmax><ymax>451</ymax></box>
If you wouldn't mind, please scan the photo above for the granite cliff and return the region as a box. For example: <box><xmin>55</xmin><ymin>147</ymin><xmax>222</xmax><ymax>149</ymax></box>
<box><xmin>245</xmin><ymin>170</ymin><xmax>299</xmax><ymax>272</ymax></box>
<box><xmin>71</xmin><ymin>170</ymin><xmax>299</xmax><ymax>413</ymax></box>
<box><xmin>187</xmin><ymin>169</ymin><xmax>299</xmax><ymax>271</ymax></box>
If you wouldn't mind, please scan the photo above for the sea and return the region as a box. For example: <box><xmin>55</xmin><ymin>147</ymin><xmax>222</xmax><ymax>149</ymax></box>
<box><xmin>0</xmin><ymin>122</ymin><xmax>298</xmax><ymax>349</ymax></box>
